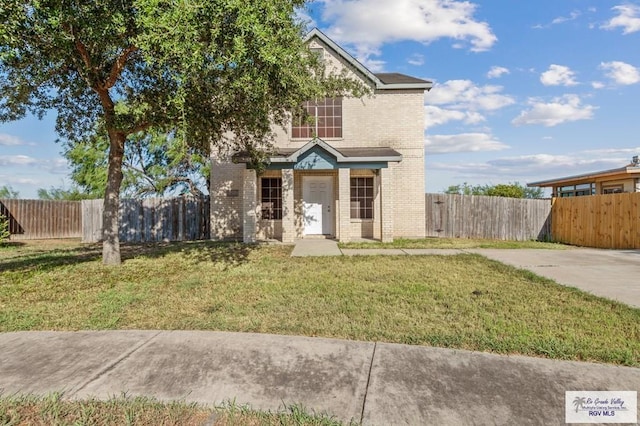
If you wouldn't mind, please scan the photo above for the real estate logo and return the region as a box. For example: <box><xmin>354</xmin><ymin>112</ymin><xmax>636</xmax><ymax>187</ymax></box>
<box><xmin>566</xmin><ymin>391</ymin><xmax>637</xmax><ymax>423</ymax></box>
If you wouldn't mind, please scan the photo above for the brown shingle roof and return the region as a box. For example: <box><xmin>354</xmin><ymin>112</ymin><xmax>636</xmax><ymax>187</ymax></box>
<box><xmin>375</xmin><ymin>73</ymin><xmax>431</xmax><ymax>85</ymax></box>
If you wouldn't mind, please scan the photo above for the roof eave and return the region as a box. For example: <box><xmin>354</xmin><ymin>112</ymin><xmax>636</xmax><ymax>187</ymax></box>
<box><xmin>376</xmin><ymin>82</ymin><xmax>433</xmax><ymax>90</ymax></box>
<box><xmin>528</xmin><ymin>166</ymin><xmax>640</xmax><ymax>187</ymax></box>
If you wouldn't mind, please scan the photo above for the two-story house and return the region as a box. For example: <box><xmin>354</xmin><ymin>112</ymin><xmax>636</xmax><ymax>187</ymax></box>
<box><xmin>210</xmin><ymin>28</ymin><xmax>432</xmax><ymax>243</ymax></box>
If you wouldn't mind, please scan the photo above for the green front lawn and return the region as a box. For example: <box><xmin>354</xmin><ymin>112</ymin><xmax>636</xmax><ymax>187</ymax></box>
<box><xmin>0</xmin><ymin>240</ymin><xmax>638</xmax><ymax>366</ymax></box>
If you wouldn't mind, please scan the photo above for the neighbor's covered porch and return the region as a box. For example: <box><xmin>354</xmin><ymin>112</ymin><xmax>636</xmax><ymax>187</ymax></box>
<box><xmin>235</xmin><ymin>139</ymin><xmax>401</xmax><ymax>243</ymax></box>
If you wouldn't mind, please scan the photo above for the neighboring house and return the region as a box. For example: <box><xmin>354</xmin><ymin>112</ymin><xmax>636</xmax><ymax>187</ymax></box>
<box><xmin>528</xmin><ymin>156</ymin><xmax>640</xmax><ymax>197</ymax></box>
<box><xmin>210</xmin><ymin>28</ymin><xmax>432</xmax><ymax>243</ymax></box>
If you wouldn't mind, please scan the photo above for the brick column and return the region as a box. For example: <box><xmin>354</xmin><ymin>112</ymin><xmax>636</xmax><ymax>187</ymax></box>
<box><xmin>338</xmin><ymin>168</ymin><xmax>351</xmax><ymax>243</ymax></box>
<box><xmin>373</xmin><ymin>171</ymin><xmax>382</xmax><ymax>240</ymax></box>
<box><xmin>281</xmin><ymin>168</ymin><xmax>295</xmax><ymax>243</ymax></box>
<box><xmin>242</xmin><ymin>168</ymin><xmax>257</xmax><ymax>243</ymax></box>
<box><xmin>380</xmin><ymin>166</ymin><xmax>394</xmax><ymax>243</ymax></box>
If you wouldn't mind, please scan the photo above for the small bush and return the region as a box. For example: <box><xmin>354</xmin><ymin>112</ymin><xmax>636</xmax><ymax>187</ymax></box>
<box><xmin>0</xmin><ymin>215</ymin><xmax>9</xmax><ymax>245</ymax></box>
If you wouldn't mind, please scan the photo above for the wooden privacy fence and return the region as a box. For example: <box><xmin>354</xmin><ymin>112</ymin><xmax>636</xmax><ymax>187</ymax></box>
<box><xmin>0</xmin><ymin>199</ymin><xmax>82</xmax><ymax>240</ymax></box>
<box><xmin>552</xmin><ymin>192</ymin><xmax>640</xmax><ymax>249</ymax></box>
<box><xmin>82</xmin><ymin>196</ymin><xmax>210</xmax><ymax>243</ymax></box>
<box><xmin>425</xmin><ymin>193</ymin><xmax>552</xmax><ymax>241</ymax></box>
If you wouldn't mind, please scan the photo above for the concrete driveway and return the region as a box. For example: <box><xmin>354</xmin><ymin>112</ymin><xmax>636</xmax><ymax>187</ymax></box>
<box><xmin>468</xmin><ymin>248</ymin><xmax>640</xmax><ymax>308</ymax></box>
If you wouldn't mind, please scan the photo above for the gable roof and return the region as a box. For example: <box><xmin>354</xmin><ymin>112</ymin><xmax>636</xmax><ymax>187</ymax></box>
<box><xmin>305</xmin><ymin>28</ymin><xmax>432</xmax><ymax>91</ymax></box>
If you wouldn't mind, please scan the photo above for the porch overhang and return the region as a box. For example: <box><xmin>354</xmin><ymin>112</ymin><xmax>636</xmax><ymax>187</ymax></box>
<box><xmin>234</xmin><ymin>138</ymin><xmax>402</xmax><ymax>170</ymax></box>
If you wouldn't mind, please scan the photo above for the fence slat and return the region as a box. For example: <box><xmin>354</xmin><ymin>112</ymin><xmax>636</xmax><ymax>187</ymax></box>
<box><xmin>81</xmin><ymin>196</ymin><xmax>210</xmax><ymax>243</ymax></box>
<box><xmin>0</xmin><ymin>199</ymin><xmax>82</xmax><ymax>240</ymax></box>
<box><xmin>552</xmin><ymin>193</ymin><xmax>640</xmax><ymax>249</ymax></box>
<box><xmin>425</xmin><ymin>194</ymin><xmax>552</xmax><ymax>241</ymax></box>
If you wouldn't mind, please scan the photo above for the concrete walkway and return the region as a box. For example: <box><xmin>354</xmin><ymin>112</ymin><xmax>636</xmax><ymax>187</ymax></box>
<box><xmin>291</xmin><ymin>240</ymin><xmax>640</xmax><ymax>308</ymax></box>
<box><xmin>290</xmin><ymin>238</ymin><xmax>343</xmax><ymax>257</ymax></box>
<box><xmin>1</xmin><ymin>331</ymin><xmax>638</xmax><ymax>425</ymax></box>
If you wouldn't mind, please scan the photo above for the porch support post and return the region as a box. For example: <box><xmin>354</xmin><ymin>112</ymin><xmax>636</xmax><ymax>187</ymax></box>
<box><xmin>281</xmin><ymin>168</ymin><xmax>295</xmax><ymax>243</ymax></box>
<box><xmin>373</xmin><ymin>170</ymin><xmax>382</xmax><ymax>240</ymax></box>
<box><xmin>338</xmin><ymin>167</ymin><xmax>351</xmax><ymax>243</ymax></box>
<box><xmin>380</xmin><ymin>166</ymin><xmax>394</xmax><ymax>243</ymax></box>
<box><xmin>242</xmin><ymin>168</ymin><xmax>257</xmax><ymax>243</ymax></box>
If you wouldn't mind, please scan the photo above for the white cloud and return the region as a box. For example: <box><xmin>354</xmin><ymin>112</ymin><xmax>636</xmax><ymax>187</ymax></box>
<box><xmin>0</xmin><ymin>155</ymin><xmax>38</xmax><ymax>166</ymax></box>
<box><xmin>43</xmin><ymin>158</ymin><xmax>70</xmax><ymax>174</ymax></box>
<box><xmin>0</xmin><ymin>155</ymin><xmax>68</xmax><ymax>174</ymax></box>
<box><xmin>424</xmin><ymin>106</ymin><xmax>484</xmax><ymax>129</ymax></box>
<box><xmin>487</xmin><ymin>66</ymin><xmax>509</xmax><ymax>79</ymax></box>
<box><xmin>602</xmin><ymin>4</ymin><xmax>640</xmax><ymax>34</ymax></box>
<box><xmin>361</xmin><ymin>57</ymin><xmax>386</xmax><ymax>73</ymax></box>
<box><xmin>425</xmin><ymin>133</ymin><xmax>509</xmax><ymax>154</ymax></box>
<box><xmin>319</xmin><ymin>0</ymin><xmax>497</xmax><ymax>65</ymax></box>
<box><xmin>552</xmin><ymin>10</ymin><xmax>581</xmax><ymax>25</ymax></box>
<box><xmin>533</xmin><ymin>10</ymin><xmax>581</xmax><ymax>29</ymax></box>
<box><xmin>0</xmin><ymin>175</ymin><xmax>41</xmax><ymax>185</ymax></box>
<box><xmin>582</xmin><ymin>147</ymin><xmax>640</xmax><ymax>155</ymax></box>
<box><xmin>408</xmin><ymin>53</ymin><xmax>425</xmax><ymax>66</ymax></box>
<box><xmin>600</xmin><ymin>61</ymin><xmax>640</xmax><ymax>85</ymax></box>
<box><xmin>0</xmin><ymin>134</ymin><xmax>27</xmax><ymax>146</ymax></box>
<box><xmin>591</xmin><ymin>81</ymin><xmax>605</xmax><ymax>89</ymax></box>
<box><xmin>427</xmin><ymin>80</ymin><xmax>515</xmax><ymax>110</ymax></box>
<box><xmin>427</xmin><ymin>153</ymin><xmax>627</xmax><ymax>183</ymax></box>
<box><xmin>424</xmin><ymin>80</ymin><xmax>514</xmax><ymax>130</ymax></box>
<box><xmin>512</xmin><ymin>95</ymin><xmax>596</xmax><ymax>127</ymax></box>
<box><xmin>295</xmin><ymin>7</ymin><xmax>317</xmax><ymax>30</ymax></box>
<box><xmin>540</xmin><ymin>64</ymin><xmax>578</xmax><ymax>86</ymax></box>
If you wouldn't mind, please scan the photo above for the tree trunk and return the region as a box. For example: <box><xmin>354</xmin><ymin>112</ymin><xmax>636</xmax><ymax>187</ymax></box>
<box><xmin>102</xmin><ymin>130</ymin><xmax>126</xmax><ymax>265</ymax></box>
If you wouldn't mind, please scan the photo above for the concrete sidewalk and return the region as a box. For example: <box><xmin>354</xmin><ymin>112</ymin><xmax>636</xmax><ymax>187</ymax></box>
<box><xmin>1</xmin><ymin>331</ymin><xmax>638</xmax><ymax>425</ymax></box>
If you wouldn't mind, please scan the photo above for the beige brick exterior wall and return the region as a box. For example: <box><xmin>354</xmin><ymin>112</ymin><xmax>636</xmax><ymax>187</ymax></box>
<box><xmin>210</xmin><ymin>150</ymin><xmax>245</xmax><ymax>240</ymax></box>
<box><xmin>270</xmin><ymin>84</ymin><xmax>426</xmax><ymax>238</ymax></box>
<box><xmin>210</xmin><ymin>35</ymin><xmax>427</xmax><ymax>241</ymax></box>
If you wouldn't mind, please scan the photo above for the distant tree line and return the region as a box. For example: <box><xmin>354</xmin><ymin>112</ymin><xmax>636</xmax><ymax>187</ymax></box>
<box><xmin>444</xmin><ymin>182</ymin><xmax>545</xmax><ymax>199</ymax></box>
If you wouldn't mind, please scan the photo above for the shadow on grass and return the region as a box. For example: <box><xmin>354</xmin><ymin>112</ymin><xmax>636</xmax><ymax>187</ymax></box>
<box><xmin>0</xmin><ymin>240</ymin><xmax>258</xmax><ymax>273</ymax></box>
<box><xmin>0</xmin><ymin>244</ymin><xmax>102</xmax><ymax>273</ymax></box>
<box><xmin>120</xmin><ymin>240</ymin><xmax>258</xmax><ymax>267</ymax></box>
<box><xmin>0</xmin><ymin>241</ymin><xmax>27</xmax><ymax>248</ymax></box>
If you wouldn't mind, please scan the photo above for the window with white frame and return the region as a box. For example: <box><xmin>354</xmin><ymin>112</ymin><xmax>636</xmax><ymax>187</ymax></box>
<box><xmin>350</xmin><ymin>177</ymin><xmax>374</xmax><ymax>219</ymax></box>
<box><xmin>260</xmin><ymin>178</ymin><xmax>282</xmax><ymax>220</ymax></box>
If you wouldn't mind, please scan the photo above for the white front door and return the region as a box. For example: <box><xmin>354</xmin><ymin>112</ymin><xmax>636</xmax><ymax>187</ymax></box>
<box><xmin>302</xmin><ymin>176</ymin><xmax>334</xmax><ymax>236</ymax></box>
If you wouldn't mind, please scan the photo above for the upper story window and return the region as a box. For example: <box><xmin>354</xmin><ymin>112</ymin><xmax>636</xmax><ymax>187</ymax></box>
<box><xmin>292</xmin><ymin>98</ymin><xmax>342</xmax><ymax>139</ymax></box>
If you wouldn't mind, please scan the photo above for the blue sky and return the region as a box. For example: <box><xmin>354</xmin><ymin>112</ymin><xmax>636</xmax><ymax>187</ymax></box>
<box><xmin>2</xmin><ymin>0</ymin><xmax>640</xmax><ymax>198</ymax></box>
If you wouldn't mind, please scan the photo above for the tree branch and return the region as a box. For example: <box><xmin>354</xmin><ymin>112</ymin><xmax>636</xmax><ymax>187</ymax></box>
<box><xmin>126</xmin><ymin>122</ymin><xmax>151</xmax><ymax>136</ymax></box>
<box><xmin>104</xmin><ymin>45</ymin><xmax>138</xmax><ymax>89</ymax></box>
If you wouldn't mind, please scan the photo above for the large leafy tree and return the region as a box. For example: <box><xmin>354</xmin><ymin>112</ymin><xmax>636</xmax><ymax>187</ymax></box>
<box><xmin>64</xmin><ymin>130</ymin><xmax>209</xmax><ymax>198</ymax></box>
<box><xmin>0</xmin><ymin>1</ymin><xmax>359</xmax><ymax>264</ymax></box>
